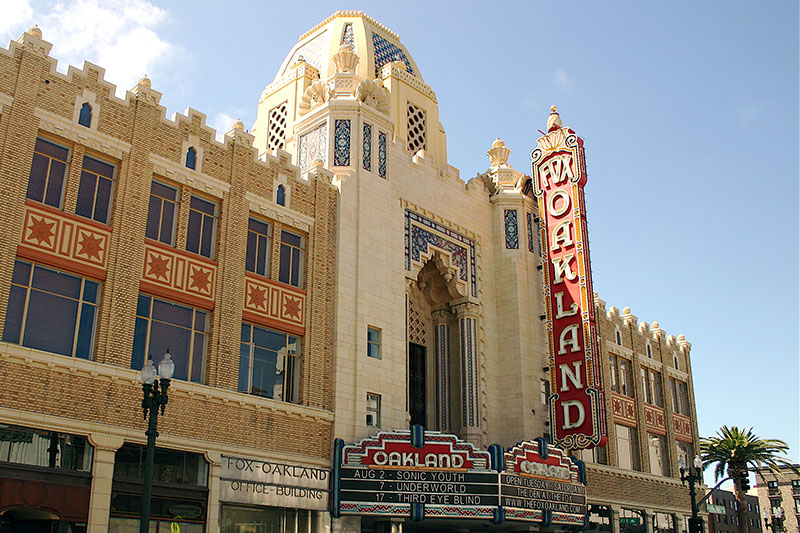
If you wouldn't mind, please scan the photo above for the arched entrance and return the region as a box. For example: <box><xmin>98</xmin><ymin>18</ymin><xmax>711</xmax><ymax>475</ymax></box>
<box><xmin>406</xmin><ymin>253</ymin><xmax>481</xmax><ymax>443</ymax></box>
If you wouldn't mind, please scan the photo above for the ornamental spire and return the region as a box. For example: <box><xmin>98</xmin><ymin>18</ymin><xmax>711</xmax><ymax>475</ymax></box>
<box><xmin>547</xmin><ymin>105</ymin><xmax>562</xmax><ymax>132</ymax></box>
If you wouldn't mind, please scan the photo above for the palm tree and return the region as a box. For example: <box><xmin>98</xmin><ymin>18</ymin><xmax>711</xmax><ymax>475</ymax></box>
<box><xmin>700</xmin><ymin>426</ymin><xmax>794</xmax><ymax>533</ymax></box>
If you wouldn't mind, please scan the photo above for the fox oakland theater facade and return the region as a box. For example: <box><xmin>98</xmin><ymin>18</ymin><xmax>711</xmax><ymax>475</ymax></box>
<box><xmin>0</xmin><ymin>11</ymin><xmax>702</xmax><ymax>533</ymax></box>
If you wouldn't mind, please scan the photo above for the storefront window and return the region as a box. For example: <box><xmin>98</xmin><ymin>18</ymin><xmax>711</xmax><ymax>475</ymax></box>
<box><xmin>587</xmin><ymin>505</ymin><xmax>612</xmax><ymax>532</ymax></box>
<box><xmin>654</xmin><ymin>512</ymin><xmax>676</xmax><ymax>533</ymax></box>
<box><xmin>620</xmin><ymin>508</ymin><xmax>646</xmax><ymax>533</ymax></box>
<box><xmin>0</xmin><ymin>423</ymin><xmax>92</xmax><ymax>472</ymax></box>
<box><xmin>220</xmin><ymin>505</ymin><xmax>325</xmax><ymax>533</ymax></box>
<box><xmin>113</xmin><ymin>443</ymin><xmax>208</xmax><ymax>486</ymax></box>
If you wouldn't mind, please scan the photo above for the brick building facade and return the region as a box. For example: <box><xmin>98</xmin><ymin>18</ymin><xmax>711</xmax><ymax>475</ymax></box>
<box><xmin>756</xmin><ymin>465</ymin><xmax>800</xmax><ymax>533</ymax></box>
<box><xmin>706</xmin><ymin>490</ymin><xmax>762</xmax><ymax>533</ymax></box>
<box><xmin>0</xmin><ymin>11</ymin><xmax>706</xmax><ymax>533</ymax></box>
<box><xmin>0</xmin><ymin>27</ymin><xmax>338</xmax><ymax>531</ymax></box>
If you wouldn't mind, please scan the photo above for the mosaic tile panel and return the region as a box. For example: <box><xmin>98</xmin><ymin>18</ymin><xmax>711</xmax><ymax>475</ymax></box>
<box><xmin>372</xmin><ymin>32</ymin><xmax>414</xmax><ymax>78</ymax></box>
<box><xmin>378</xmin><ymin>131</ymin><xmax>387</xmax><ymax>178</ymax></box>
<box><xmin>362</xmin><ymin>123</ymin><xmax>372</xmax><ymax>171</ymax></box>
<box><xmin>243</xmin><ymin>273</ymin><xmax>306</xmax><ymax>336</ymax></box>
<box><xmin>526</xmin><ymin>211</ymin><xmax>536</xmax><ymax>253</ymax></box>
<box><xmin>298</xmin><ymin>121</ymin><xmax>327</xmax><ymax>171</ymax></box>
<box><xmin>504</xmin><ymin>209</ymin><xmax>519</xmax><ymax>249</ymax></box>
<box><xmin>404</xmin><ymin>210</ymin><xmax>476</xmax><ymax>297</ymax></box>
<box><xmin>460</xmin><ymin>317</ymin><xmax>478</xmax><ymax>427</ymax></box>
<box><xmin>285</xmin><ymin>30</ymin><xmax>327</xmax><ymax>73</ymax></box>
<box><xmin>434</xmin><ymin>323</ymin><xmax>449</xmax><ymax>430</ymax></box>
<box><xmin>18</xmin><ymin>200</ymin><xmax>111</xmax><ymax>280</ymax></box>
<box><xmin>334</xmin><ymin>119</ymin><xmax>351</xmax><ymax>167</ymax></box>
<box><xmin>141</xmin><ymin>241</ymin><xmax>216</xmax><ymax>309</ymax></box>
<box><xmin>341</xmin><ymin>23</ymin><xmax>354</xmax><ymax>46</ymax></box>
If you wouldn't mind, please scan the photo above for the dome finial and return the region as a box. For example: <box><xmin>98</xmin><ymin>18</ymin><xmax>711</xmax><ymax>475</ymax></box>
<box><xmin>138</xmin><ymin>74</ymin><xmax>151</xmax><ymax>88</ymax></box>
<box><xmin>27</xmin><ymin>25</ymin><xmax>43</xmax><ymax>39</ymax></box>
<box><xmin>232</xmin><ymin>118</ymin><xmax>244</xmax><ymax>130</ymax></box>
<box><xmin>547</xmin><ymin>105</ymin><xmax>562</xmax><ymax>132</ymax></box>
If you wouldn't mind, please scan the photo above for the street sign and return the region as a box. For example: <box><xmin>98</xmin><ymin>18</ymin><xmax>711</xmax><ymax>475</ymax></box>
<box><xmin>620</xmin><ymin>517</ymin><xmax>641</xmax><ymax>525</ymax></box>
<box><xmin>706</xmin><ymin>504</ymin><xmax>726</xmax><ymax>515</ymax></box>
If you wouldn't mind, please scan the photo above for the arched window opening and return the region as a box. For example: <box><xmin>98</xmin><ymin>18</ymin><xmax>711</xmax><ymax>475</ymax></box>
<box><xmin>616</xmin><ymin>330</ymin><xmax>622</xmax><ymax>345</ymax></box>
<box><xmin>78</xmin><ymin>102</ymin><xmax>92</xmax><ymax>128</ymax></box>
<box><xmin>185</xmin><ymin>146</ymin><xmax>197</xmax><ymax>170</ymax></box>
<box><xmin>276</xmin><ymin>184</ymin><xmax>285</xmax><ymax>206</ymax></box>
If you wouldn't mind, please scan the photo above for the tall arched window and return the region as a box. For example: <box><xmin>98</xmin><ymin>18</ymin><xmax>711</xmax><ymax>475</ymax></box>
<box><xmin>615</xmin><ymin>330</ymin><xmax>622</xmax><ymax>345</ymax></box>
<box><xmin>78</xmin><ymin>102</ymin><xmax>92</xmax><ymax>128</ymax></box>
<box><xmin>276</xmin><ymin>184</ymin><xmax>285</xmax><ymax>206</ymax></box>
<box><xmin>185</xmin><ymin>147</ymin><xmax>197</xmax><ymax>170</ymax></box>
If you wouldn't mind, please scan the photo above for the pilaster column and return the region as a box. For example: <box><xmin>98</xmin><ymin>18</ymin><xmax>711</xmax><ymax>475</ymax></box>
<box><xmin>206</xmin><ymin>451</ymin><xmax>222</xmax><ymax>532</ymax></box>
<box><xmin>610</xmin><ymin>505</ymin><xmax>621</xmax><ymax>533</ymax></box>
<box><xmin>644</xmin><ymin>509</ymin><xmax>654</xmax><ymax>533</ymax></box>
<box><xmin>432</xmin><ymin>309</ymin><xmax>451</xmax><ymax>431</ymax></box>
<box><xmin>454</xmin><ymin>302</ymin><xmax>480</xmax><ymax>442</ymax></box>
<box><xmin>86</xmin><ymin>433</ymin><xmax>124</xmax><ymax>532</ymax></box>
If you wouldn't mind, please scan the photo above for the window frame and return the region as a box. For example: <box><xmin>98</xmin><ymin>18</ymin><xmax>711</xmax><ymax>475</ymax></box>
<box><xmin>146</xmin><ymin>180</ymin><xmax>179</xmax><ymax>245</ymax></box>
<box><xmin>75</xmin><ymin>153</ymin><xmax>116</xmax><ymax>224</ymax></box>
<box><xmin>278</xmin><ymin>229</ymin><xmax>305</xmax><ymax>288</ymax></box>
<box><xmin>27</xmin><ymin>136</ymin><xmax>70</xmax><ymax>209</ymax></box>
<box><xmin>186</xmin><ymin>194</ymin><xmax>219</xmax><ymax>259</ymax></box>
<box><xmin>367</xmin><ymin>326</ymin><xmax>381</xmax><ymax>359</ymax></box>
<box><xmin>238</xmin><ymin>322</ymin><xmax>301</xmax><ymax>403</ymax></box>
<box><xmin>3</xmin><ymin>259</ymin><xmax>99</xmax><ymax>359</ymax></box>
<box><xmin>366</xmin><ymin>393</ymin><xmax>381</xmax><ymax>427</ymax></box>
<box><xmin>245</xmin><ymin>217</ymin><xmax>272</xmax><ymax>277</ymax></box>
<box><xmin>132</xmin><ymin>294</ymin><xmax>209</xmax><ymax>383</ymax></box>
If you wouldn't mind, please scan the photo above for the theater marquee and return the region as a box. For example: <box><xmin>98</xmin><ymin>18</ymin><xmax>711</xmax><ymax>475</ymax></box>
<box><xmin>331</xmin><ymin>429</ymin><xmax>587</xmax><ymax>527</ymax></box>
<box><xmin>531</xmin><ymin>107</ymin><xmax>607</xmax><ymax>450</ymax></box>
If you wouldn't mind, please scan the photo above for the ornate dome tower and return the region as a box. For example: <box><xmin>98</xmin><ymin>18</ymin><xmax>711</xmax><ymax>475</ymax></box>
<box><xmin>251</xmin><ymin>11</ymin><xmax>448</xmax><ymax>175</ymax></box>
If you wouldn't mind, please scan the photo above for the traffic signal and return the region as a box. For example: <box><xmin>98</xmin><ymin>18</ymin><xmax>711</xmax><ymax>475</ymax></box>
<box><xmin>739</xmin><ymin>472</ymin><xmax>751</xmax><ymax>492</ymax></box>
<box><xmin>689</xmin><ymin>517</ymin><xmax>704</xmax><ymax>533</ymax></box>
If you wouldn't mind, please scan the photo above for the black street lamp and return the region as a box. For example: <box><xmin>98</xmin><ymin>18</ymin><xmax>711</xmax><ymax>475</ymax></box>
<box><xmin>139</xmin><ymin>350</ymin><xmax>175</xmax><ymax>533</ymax></box>
<box><xmin>679</xmin><ymin>455</ymin><xmax>705</xmax><ymax>533</ymax></box>
<box><xmin>764</xmin><ymin>508</ymin><xmax>784</xmax><ymax>533</ymax></box>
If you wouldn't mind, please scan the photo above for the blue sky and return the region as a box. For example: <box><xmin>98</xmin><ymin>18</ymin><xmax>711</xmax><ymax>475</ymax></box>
<box><xmin>3</xmin><ymin>1</ymin><xmax>797</xmax><ymax>483</ymax></box>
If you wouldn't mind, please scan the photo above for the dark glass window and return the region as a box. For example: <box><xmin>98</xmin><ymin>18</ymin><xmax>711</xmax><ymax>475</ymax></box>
<box><xmin>367</xmin><ymin>326</ymin><xmax>381</xmax><ymax>359</ymax></box>
<box><xmin>239</xmin><ymin>323</ymin><xmax>299</xmax><ymax>403</ymax></box>
<box><xmin>78</xmin><ymin>102</ymin><xmax>92</xmax><ymax>127</ymax></box>
<box><xmin>76</xmin><ymin>155</ymin><xmax>115</xmax><ymax>223</ymax></box>
<box><xmin>0</xmin><ymin>423</ymin><xmax>93</xmax><ymax>472</ymax></box>
<box><xmin>3</xmin><ymin>260</ymin><xmax>99</xmax><ymax>358</ymax></box>
<box><xmin>146</xmin><ymin>181</ymin><xmax>179</xmax><ymax>245</ymax></box>
<box><xmin>640</xmin><ymin>367</ymin><xmax>664</xmax><ymax>407</ymax></box>
<box><xmin>185</xmin><ymin>146</ymin><xmax>197</xmax><ymax>170</ymax></box>
<box><xmin>186</xmin><ymin>195</ymin><xmax>218</xmax><ymax>258</ymax></box>
<box><xmin>132</xmin><ymin>294</ymin><xmax>208</xmax><ymax>383</ymax></box>
<box><xmin>278</xmin><ymin>230</ymin><xmax>304</xmax><ymax>287</ymax></box>
<box><xmin>276</xmin><ymin>184</ymin><xmax>286</xmax><ymax>206</ymax></box>
<box><xmin>27</xmin><ymin>137</ymin><xmax>69</xmax><ymax>208</ymax></box>
<box><xmin>610</xmin><ymin>356</ymin><xmax>633</xmax><ymax>397</ymax></box>
<box><xmin>113</xmin><ymin>443</ymin><xmax>208</xmax><ymax>486</ymax></box>
<box><xmin>246</xmin><ymin>218</ymin><xmax>271</xmax><ymax>276</ymax></box>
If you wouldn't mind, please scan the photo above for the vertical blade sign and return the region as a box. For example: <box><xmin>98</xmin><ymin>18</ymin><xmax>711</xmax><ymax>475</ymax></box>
<box><xmin>531</xmin><ymin>108</ymin><xmax>607</xmax><ymax>450</ymax></box>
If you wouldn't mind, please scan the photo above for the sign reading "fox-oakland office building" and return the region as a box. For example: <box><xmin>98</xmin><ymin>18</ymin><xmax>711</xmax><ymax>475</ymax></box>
<box><xmin>220</xmin><ymin>455</ymin><xmax>330</xmax><ymax>511</ymax></box>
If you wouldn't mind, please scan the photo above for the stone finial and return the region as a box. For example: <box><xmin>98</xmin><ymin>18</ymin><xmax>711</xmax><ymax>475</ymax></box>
<box><xmin>138</xmin><ymin>75</ymin><xmax>151</xmax><ymax>88</ymax></box>
<box><xmin>547</xmin><ymin>105</ymin><xmax>562</xmax><ymax>132</ymax></box>
<box><xmin>232</xmin><ymin>118</ymin><xmax>244</xmax><ymax>130</ymax></box>
<box><xmin>622</xmin><ymin>306</ymin><xmax>631</xmax><ymax>315</ymax></box>
<box><xmin>27</xmin><ymin>25</ymin><xmax>43</xmax><ymax>39</ymax></box>
<box><xmin>487</xmin><ymin>138</ymin><xmax>511</xmax><ymax>167</ymax></box>
<box><xmin>332</xmin><ymin>43</ymin><xmax>359</xmax><ymax>74</ymax></box>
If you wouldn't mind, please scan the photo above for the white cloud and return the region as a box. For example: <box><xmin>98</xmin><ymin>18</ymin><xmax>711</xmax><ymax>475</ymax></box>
<box><xmin>0</xmin><ymin>0</ymin><xmax>33</xmax><ymax>40</ymax></box>
<box><xmin>209</xmin><ymin>112</ymin><xmax>239</xmax><ymax>143</ymax></box>
<box><xmin>2</xmin><ymin>0</ymin><xmax>176</xmax><ymax>97</ymax></box>
<box><xmin>553</xmin><ymin>68</ymin><xmax>573</xmax><ymax>91</ymax></box>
